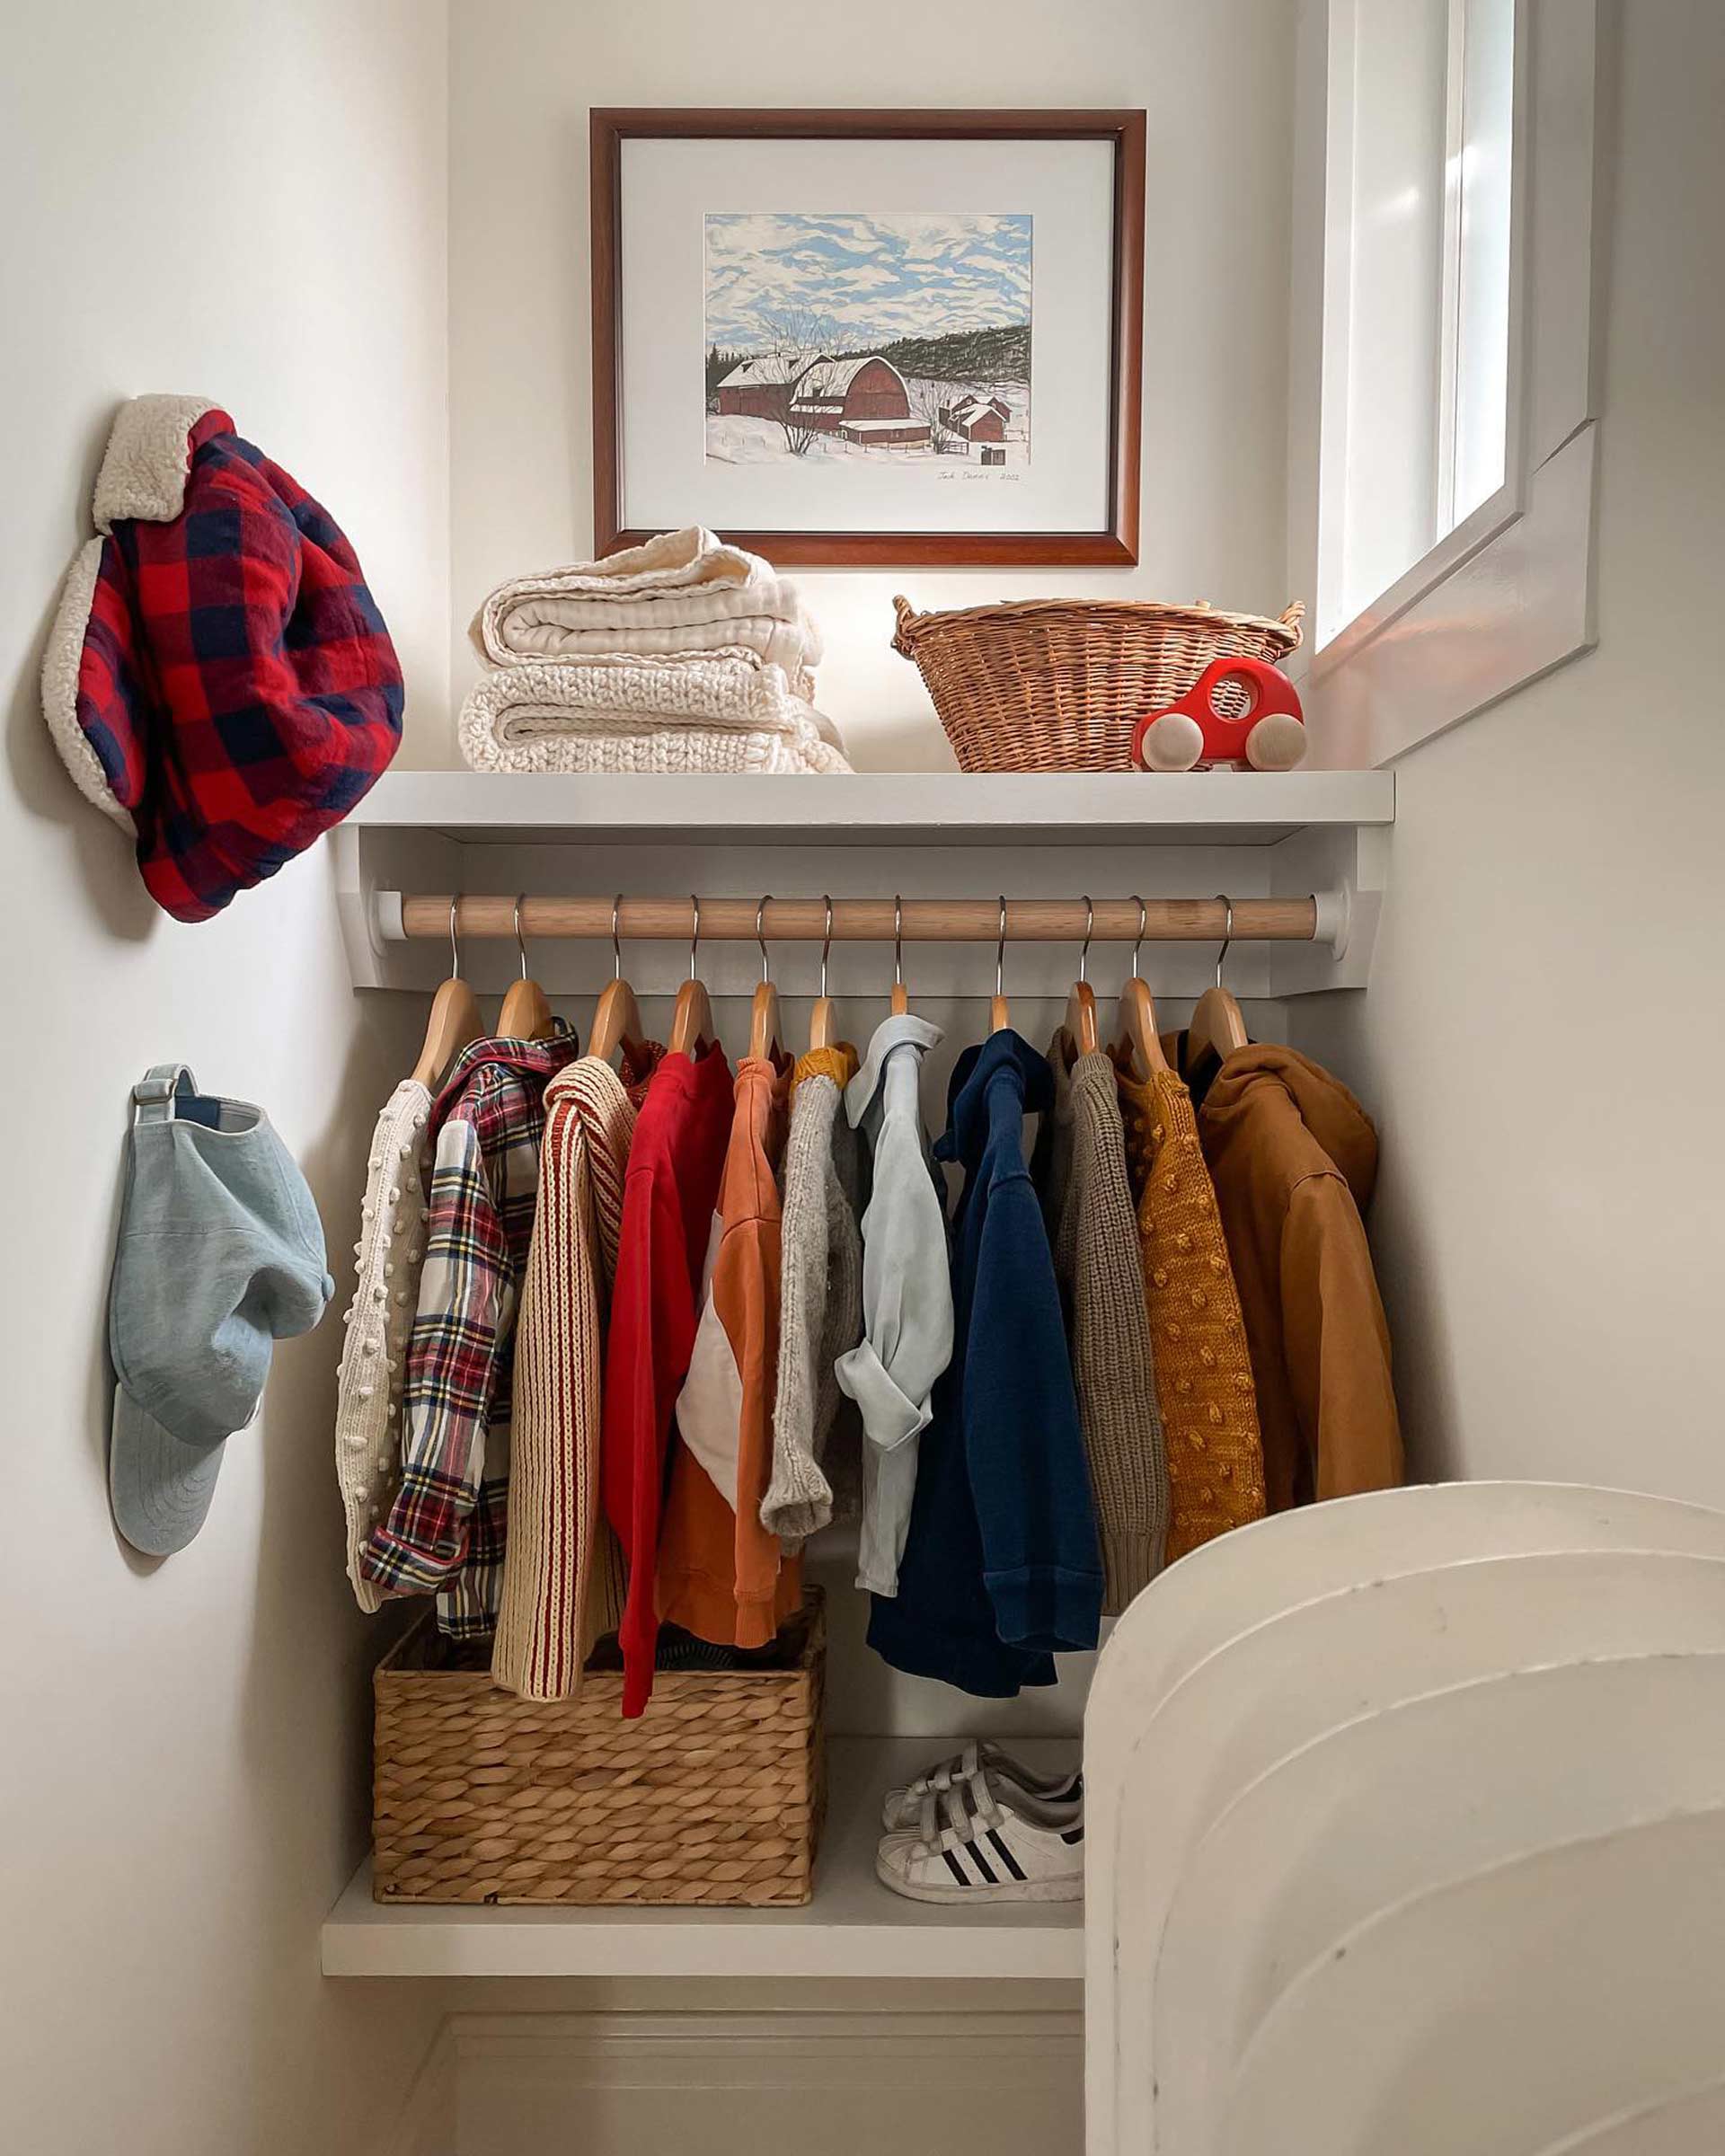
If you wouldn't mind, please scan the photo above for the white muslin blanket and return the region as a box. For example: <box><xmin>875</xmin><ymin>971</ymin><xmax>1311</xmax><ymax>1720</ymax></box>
<box><xmin>458</xmin><ymin>658</ymin><xmax>853</xmax><ymax>776</ymax></box>
<box><xmin>471</xmin><ymin>526</ymin><xmax>822</xmax><ymax>685</ymax></box>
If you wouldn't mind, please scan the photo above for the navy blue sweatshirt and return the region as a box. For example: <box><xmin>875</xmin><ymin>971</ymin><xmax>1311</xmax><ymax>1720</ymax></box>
<box><xmin>868</xmin><ymin>1029</ymin><xmax>1103</xmax><ymax>1696</ymax></box>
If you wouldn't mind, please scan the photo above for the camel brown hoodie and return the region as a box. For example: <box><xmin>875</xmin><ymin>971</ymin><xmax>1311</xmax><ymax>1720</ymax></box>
<box><xmin>1198</xmin><ymin>1046</ymin><xmax>1402</xmax><ymax>1511</ymax></box>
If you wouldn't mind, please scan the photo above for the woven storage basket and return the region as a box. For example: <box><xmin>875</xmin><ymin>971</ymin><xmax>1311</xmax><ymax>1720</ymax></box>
<box><xmin>372</xmin><ymin>1592</ymin><xmax>827</xmax><ymax>1906</ymax></box>
<box><xmin>892</xmin><ymin>594</ymin><xmax>1305</xmax><ymax>773</ymax></box>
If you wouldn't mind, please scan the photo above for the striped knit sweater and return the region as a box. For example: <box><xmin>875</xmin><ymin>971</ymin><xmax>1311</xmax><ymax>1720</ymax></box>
<box><xmin>491</xmin><ymin>1047</ymin><xmax>658</xmax><ymax>1699</ymax></box>
<box><xmin>1111</xmin><ymin>1055</ymin><xmax>1267</xmax><ymax>1561</ymax></box>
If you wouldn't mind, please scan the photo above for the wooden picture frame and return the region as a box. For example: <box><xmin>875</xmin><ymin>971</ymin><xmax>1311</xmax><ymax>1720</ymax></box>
<box><xmin>590</xmin><ymin>108</ymin><xmax>1146</xmax><ymax>567</ymax></box>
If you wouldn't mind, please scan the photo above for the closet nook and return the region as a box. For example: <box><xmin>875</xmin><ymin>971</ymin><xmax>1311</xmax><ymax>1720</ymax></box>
<box><xmin>322</xmin><ymin>761</ymin><xmax>1394</xmax><ymax>1978</ymax></box>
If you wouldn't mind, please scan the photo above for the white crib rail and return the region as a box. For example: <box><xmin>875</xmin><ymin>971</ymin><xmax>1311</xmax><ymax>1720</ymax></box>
<box><xmin>1084</xmin><ymin>1481</ymin><xmax>1725</xmax><ymax>2156</ymax></box>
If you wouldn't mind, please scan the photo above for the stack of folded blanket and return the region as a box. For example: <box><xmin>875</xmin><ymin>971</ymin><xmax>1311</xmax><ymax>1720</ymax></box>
<box><xmin>460</xmin><ymin>526</ymin><xmax>852</xmax><ymax>774</ymax></box>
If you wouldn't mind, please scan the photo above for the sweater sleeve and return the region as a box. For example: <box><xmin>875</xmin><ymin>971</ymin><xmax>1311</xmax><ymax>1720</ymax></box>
<box><xmin>604</xmin><ymin>1164</ymin><xmax>692</xmax><ymax>1718</ymax></box>
<box><xmin>491</xmin><ymin>1096</ymin><xmax>601</xmax><ymax>1701</ymax></box>
<box><xmin>837</xmin><ymin>1079</ymin><xmax>953</xmax><ymax>1595</ymax></box>
<box><xmin>965</xmin><ymin>1168</ymin><xmax>1103</xmax><ymax>1652</ymax></box>
<box><xmin>1279</xmin><ymin>1171</ymin><xmax>1402</xmax><ymax>1501</ymax></box>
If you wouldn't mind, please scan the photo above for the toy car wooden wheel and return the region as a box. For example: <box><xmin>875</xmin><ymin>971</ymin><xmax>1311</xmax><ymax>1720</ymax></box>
<box><xmin>1136</xmin><ymin>710</ymin><xmax>1207</xmax><ymax>771</ymax></box>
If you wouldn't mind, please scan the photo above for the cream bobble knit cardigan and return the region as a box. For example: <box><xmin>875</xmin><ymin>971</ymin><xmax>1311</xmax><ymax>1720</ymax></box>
<box><xmin>334</xmin><ymin>1080</ymin><xmax>432</xmax><ymax>1612</ymax></box>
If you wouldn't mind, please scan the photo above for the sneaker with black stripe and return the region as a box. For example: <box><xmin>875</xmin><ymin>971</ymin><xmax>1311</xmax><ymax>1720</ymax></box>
<box><xmin>880</xmin><ymin>1740</ymin><xmax>1083</xmax><ymax>1833</ymax></box>
<box><xmin>874</xmin><ymin>1777</ymin><xmax>1084</xmax><ymax>1905</ymax></box>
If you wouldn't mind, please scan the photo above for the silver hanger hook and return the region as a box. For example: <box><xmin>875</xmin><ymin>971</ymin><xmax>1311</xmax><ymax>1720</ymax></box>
<box><xmin>1214</xmin><ymin>893</ymin><xmax>1234</xmax><ymax>988</ymax></box>
<box><xmin>688</xmin><ymin>894</ymin><xmax>700</xmax><ymax>983</ymax></box>
<box><xmin>1079</xmin><ymin>895</ymin><xmax>1093</xmax><ymax>986</ymax></box>
<box><xmin>1131</xmin><ymin>896</ymin><xmax>1147</xmax><ymax>983</ymax></box>
<box><xmin>448</xmin><ymin>895</ymin><xmax>462</xmax><ymax>981</ymax></box>
<box><xmin>819</xmin><ymin>895</ymin><xmax>833</xmax><ymax>999</ymax></box>
<box><xmin>894</xmin><ymin>894</ymin><xmax>904</xmax><ymax>993</ymax></box>
<box><xmin>996</xmin><ymin>896</ymin><xmax>1008</xmax><ymax>1001</ymax></box>
<box><xmin>756</xmin><ymin>895</ymin><xmax>773</xmax><ymax>985</ymax></box>
<box><xmin>513</xmin><ymin>895</ymin><xmax>529</xmax><ymax>981</ymax></box>
<box><xmin>611</xmin><ymin>894</ymin><xmax>624</xmax><ymax>982</ymax></box>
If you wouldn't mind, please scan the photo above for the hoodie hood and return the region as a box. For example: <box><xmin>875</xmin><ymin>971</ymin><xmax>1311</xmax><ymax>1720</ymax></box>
<box><xmin>430</xmin><ymin>1031</ymin><xmax>579</xmax><ymax>1133</ymax></box>
<box><xmin>936</xmin><ymin>1029</ymin><xmax>1054</xmax><ymax>1174</ymax></box>
<box><xmin>1201</xmin><ymin>1044</ymin><xmax>1378</xmax><ymax>1207</ymax></box>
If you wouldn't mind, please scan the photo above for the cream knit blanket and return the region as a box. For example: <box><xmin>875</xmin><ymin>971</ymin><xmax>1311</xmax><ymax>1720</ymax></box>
<box><xmin>471</xmin><ymin>525</ymin><xmax>822</xmax><ymax>684</ymax></box>
<box><xmin>458</xmin><ymin>657</ymin><xmax>853</xmax><ymax>776</ymax></box>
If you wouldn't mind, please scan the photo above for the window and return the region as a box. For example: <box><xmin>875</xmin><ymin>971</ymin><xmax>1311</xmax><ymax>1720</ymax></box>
<box><xmin>1289</xmin><ymin>0</ymin><xmax>1601</xmax><ymax>765</ymax></box>
<box><xmin>1319</xmin><ymin>0</ymin><xmax>1516</xmax><ymax>643</ymax></box>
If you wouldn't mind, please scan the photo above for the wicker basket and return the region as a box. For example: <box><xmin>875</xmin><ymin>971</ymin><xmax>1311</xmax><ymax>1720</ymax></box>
<box><xmin>372</xmin><ymin>1592</ymin><xmax>827</xmax><ymax>1906</ymax></box>
<box><xmin>892</xmin><ymin>594</ymin><xmax>1305</xmax><ymax>773</ymax></box>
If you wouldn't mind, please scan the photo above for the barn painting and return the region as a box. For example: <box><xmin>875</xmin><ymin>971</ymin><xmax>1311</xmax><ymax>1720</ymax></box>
<box><xmin>703</xmin><ymin>211</ymin><xmax>1032</xmax><ymax>469</ymax></box>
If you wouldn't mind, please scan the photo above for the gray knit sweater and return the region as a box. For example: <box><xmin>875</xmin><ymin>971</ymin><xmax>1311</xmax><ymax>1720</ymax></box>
<box><xmin>760</xmin><ymin>1049</ymin><xmax>865</xmax><ymax>1548</ymax></box>
<box><xmin>1036</xmin><ymin>1034</ymin><xmax>1170</xmax><ymax>1609</ymax></box>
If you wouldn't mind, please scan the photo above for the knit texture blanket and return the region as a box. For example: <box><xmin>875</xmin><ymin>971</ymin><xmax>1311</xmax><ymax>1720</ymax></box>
<box><xmin>471</xmin><ymin>525</ymin><xmax>822</xmax><ymax>685</ymax></box>
<box><xmin>458</xmin><ymin>657</ymin><xmax>853</xmax><ymax>776</ymax></box>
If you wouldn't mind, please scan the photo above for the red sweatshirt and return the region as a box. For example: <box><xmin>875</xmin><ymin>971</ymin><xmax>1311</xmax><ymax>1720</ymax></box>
<box><xmin>603</xmin><ymin>1044</ymin><xmax>734</xmax><ymax>1717</ymax></box>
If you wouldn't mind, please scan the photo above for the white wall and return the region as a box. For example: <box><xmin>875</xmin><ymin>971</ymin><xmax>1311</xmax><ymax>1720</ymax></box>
<box><xmin>1290</xmin><ymin>1</ymin><xmax>1725</xmax><ymax>1506</ymax></box>
<box><xmin>0</xmin><ymin>5</ymin><xmax>452</xmax><ymax>2151</ymax></box>
<box><xmin>446</xmin><ymin>0</ymin><xmax>1299</xmax><ymax>768</ymax></box>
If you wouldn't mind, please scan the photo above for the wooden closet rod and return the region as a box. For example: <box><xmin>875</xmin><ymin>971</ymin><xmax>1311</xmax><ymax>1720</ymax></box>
<box><xmin>394</xmin><ymin>895</ymin><xmax>1321</xmax><ymax>944</ymax></box>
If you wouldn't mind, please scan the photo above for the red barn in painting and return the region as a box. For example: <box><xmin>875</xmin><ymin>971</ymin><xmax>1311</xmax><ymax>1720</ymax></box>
<box><xmin>942</xmin><ymin>393</ymin><xmax>1010</xmax><ymax>444</ymax></box>
<box><xmin>717</xmin><ymin>350</ymin><xmax>933</xmax><ymax>448</ymax></box>
<box><xmin>790</xmin><ymin>355</ymin><xmax>931</xmax><ymax>447</ymax></box>
<box><xmin>714</xmin><ymin>351</ymin><xmax>818</xmax><ymax>420</ymax></box>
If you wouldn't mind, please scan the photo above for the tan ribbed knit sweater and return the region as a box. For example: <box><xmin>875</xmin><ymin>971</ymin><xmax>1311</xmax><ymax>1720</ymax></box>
<box><xmin>1037</xmin><ymin>1036</ymin><xmax>1169</xmax><ymax>1610</ymax></box>
<box><xmin>491</xmin><ymin>1051</ymin><xmax>652</xmax><ymax>1699</ymax></box>
<box><xmin>1112</xmin><ymin>1055</ymin><xmax>1266</xmax><ymax>1560</ymax></box>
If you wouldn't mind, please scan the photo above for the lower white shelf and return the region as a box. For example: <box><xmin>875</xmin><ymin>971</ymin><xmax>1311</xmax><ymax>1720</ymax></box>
<box><xmin>321</xmin><ymin>1735</ymin><xmax>1084</xmax><ymax>1981</ymax></box>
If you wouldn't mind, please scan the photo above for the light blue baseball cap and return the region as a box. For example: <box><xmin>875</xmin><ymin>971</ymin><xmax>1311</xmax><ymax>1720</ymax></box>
<box><xmin>108</xmin><ymin>1065</ymin><xmax>333</xmax><ymax>1556</ymax></box>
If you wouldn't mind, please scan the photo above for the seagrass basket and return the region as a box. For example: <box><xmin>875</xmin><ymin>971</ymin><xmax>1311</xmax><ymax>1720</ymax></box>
<box><xmin>372</xmin><ymin>1591</ymin><xmax>827</xmax><ymax>1905</ymax></box>
<box><xmin>891</xmin><ymin>594</ymin><xmax>1305</xmax><ymax>773</ymax></box>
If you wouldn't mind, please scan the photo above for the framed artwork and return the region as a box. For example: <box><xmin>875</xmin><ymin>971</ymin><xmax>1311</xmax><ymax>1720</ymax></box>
<box><xmin>590</xmin><ymin>108</ymin><xmax>1146</xmax><ymax>566</ymax></box>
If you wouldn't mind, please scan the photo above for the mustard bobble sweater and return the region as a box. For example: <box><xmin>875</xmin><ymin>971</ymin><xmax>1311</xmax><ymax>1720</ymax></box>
<box><xmin>1111</xmin><ymin>1056</ymin><xmax>1266</xmax><ymax>1560</ymax></box>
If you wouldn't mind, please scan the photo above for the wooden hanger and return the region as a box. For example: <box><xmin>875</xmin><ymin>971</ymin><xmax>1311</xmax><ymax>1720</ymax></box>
<box><xmin>808</xmin><ymin>895</ymin><xmax>838</xmax><ymax>1051</ymax></box>
<box><xmin>1063</xmin><ymin>893</ymin><xmax>1101</xmax><ymax>1058</ymax></box>
<box><xmin>748</xmin><ymin>895</ymin><xmax>783</xmax><ymax>1062</ymax></box>
<box><xmin>1186</xmin><ymin>893</ymin><xmax>1250</xmax><ymax>1072</ymax></box>
<box><xmin>889</xmin><ymin>894</ymin><xmax>909</xmax><ymax>1015</ymax></box>
<box><xmin>989</xmin><ymin>896</ymin><xmax>1011</xmax><ymax>1035</ymax></box>
<box><xmin>1113</xmin><ymin>896</ymin><xmax>1171</xmax><ymax>1079</ymax></box>
<box><xmin>588</xmin><ymin>893</ymin><xmax>647</xmax><ymax>1066</ymax></box>
<box><xmin>668</xmin><ymin>894</ymin><xmax>714</xmax><ymax>1057</ymax></box>
<box><xmin>411</xmin><ymin>897</ymin><xmax>484</xmax><ymax>1089</ymax></box>
<box><xmin>497</xmin><ymin>895</ymin><xmax>557</xmax><ymax>1042</ymax></box>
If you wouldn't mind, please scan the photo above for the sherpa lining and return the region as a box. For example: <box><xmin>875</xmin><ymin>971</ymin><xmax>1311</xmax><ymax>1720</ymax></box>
<box><xmin>40</xmin><ymin>535</ymin><xmax>135</xmax><ymax>831</ymax></box>
<box><xmin>93</xmin><ymin>394</ymin><xmax>217</xmax><ymax>532</ymax></box>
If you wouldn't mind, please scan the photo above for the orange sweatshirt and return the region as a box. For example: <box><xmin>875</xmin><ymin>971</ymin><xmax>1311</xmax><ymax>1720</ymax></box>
<box><xmin>659</xmin><ymin>1053</ymin><xmax>803</xmax><ymax>1648</ymax></box>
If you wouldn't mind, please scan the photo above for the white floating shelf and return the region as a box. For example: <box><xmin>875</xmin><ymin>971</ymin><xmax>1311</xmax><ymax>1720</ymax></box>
<box><xmin>321</xmin><ymin>1736</ymin><xmax>1083</xmax><ymax>1982</ymax></box>
<box><xmin>346</xmin><ymin>768</ymin><xmax>1393</xmax><ymax>848</ymax></box>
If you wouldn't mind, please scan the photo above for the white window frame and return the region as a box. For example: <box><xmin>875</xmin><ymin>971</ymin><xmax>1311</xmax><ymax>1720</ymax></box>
<box><xmin>1286</xmin><ymin>0</ymin><xmax>1602</xmax><ymax>767</ymax></box>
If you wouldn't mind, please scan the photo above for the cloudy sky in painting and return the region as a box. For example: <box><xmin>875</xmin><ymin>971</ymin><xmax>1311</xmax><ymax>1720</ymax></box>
<box><xmin>704</xmin><ymin>212</ymin><xmax>1031</xmax><ymax>350</ymax></box>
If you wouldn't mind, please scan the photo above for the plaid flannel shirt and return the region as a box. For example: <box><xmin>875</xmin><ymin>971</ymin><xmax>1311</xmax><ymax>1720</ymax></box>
<box><xmin>362</xmin><ymin>1035</ymin><xmax>576</xmax><ymax>1636</ymax></box>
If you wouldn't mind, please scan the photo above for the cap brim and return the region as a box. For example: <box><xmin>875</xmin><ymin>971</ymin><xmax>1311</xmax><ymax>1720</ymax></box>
<box><xmin>110</xmin><ymin>1385</ymin><xmax>226</xmax><ymax>1557</ymax></box>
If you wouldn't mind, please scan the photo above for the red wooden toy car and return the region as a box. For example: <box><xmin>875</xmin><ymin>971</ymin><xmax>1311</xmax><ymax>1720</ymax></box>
<box><xmin>1130</xmin><ymin>655</ymin><xmax>1307</xmax><ymax>772</ymax></box>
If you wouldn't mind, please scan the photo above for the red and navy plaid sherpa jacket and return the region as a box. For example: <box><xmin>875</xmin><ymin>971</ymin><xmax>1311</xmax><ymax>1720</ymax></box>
<box><xmin>61</xmin><ymin>403</ymin><xmax>402</xmax><ymax>921</ymax></box>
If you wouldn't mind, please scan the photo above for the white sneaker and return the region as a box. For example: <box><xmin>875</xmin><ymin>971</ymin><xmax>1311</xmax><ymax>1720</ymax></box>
<box><xmin>880</xmin><ymin>1739</ymin><xmax>1083</xmax><ymax>1832</ymax></box>
<box><xmin>875</xmin><ymin>1779</ymin><xmax>1084</xmax><ymax>1905</ymax></box>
